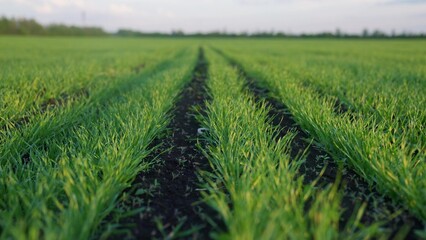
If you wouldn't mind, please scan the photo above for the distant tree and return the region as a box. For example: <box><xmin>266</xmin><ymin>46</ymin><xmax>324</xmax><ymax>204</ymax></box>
<box><xmin>171</xmin><ymin>29</ymin><xmax>184</xmax><ymax>36</ymax></box>
<box><xmin>116</xmin><ymin>29</ymin><xmax>141</xmax><ymax>37</ymax></box>
<box><xmin>371</xmin><ymin>29</ymin><xmax>387</xmax><ymax>38</ymax></box>
<box><xmin>362</xmin><ymin>28</ymin><xmax>369</xmax><ymax>38</ymax></box>
<box><xmin>46</xmin><ymin>24</ymin><xmax>106</xmax><ymax>36</ymax></box>
<box><xmin>0</xmin><ymin>17</ymin><xmax>11</xmax><ymax>34</ymax></box>
<box><xmin>335</xmin><ymin>28</ymin><xmax>342</xmax><ymax>37</ymax></box>
<box><xmin>0</xmin><ymin>17</ymin><xmax>45</xmax><ymax>35</ymax></box>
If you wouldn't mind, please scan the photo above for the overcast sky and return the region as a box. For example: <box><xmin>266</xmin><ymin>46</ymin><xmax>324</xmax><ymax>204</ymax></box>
<box><xmin>1</xmin><ymin>0</ymin><xmax>425</xmax><ymax>34</ymax></box>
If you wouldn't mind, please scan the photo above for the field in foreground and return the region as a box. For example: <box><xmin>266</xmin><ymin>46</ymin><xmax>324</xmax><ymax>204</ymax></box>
<box><xmin>0</xmin><ymin>37</ymin><xmax>425</xmax><ymax>239</ymax></box>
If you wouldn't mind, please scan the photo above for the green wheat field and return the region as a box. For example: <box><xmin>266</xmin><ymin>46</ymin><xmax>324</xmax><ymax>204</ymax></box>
<box><xmin>0</xmin><ymin>37</ymin><xmax>425</xmax><ymax>239</ymax></box>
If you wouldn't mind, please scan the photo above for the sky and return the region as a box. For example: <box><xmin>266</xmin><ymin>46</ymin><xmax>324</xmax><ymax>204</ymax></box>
<box><xmin>1</xmin><ymin>0</ymin><xmax>426</xmax><ymax>34</ymax></box>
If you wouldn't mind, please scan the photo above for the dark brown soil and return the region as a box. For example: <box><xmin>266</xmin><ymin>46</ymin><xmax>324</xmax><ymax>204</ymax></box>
<box><xmin>1</xmin><ymin>88</ymin><xmax>89</xmax><ymax>133</ymax></box>
<box><xmin>110</xmin><ymin>48</ymin><xmax>220</xmax><ymax>239</ymax></box>
<box><xmin>300</xmin><ymin>80</ymin><xmax>351</xmax><ymax>115</ymax></box>
<box><xmin>40</xmin><ymin>88</ymin><xmax>89</xmax><ymax>112</ymax></box>
<box><xmin>132</xmin><ymin>63</ymin><xmax>145</xmax><ymax>73</ymax></box>
<box><xmin>212</xmin><ymin>48</ymin><xmax>423</xmax><ymax>239</ymax></box>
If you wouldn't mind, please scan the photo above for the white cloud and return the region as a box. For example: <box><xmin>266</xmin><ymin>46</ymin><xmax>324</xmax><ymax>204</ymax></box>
<box><xmin>49</xmin><ymin>0</ymin><xmax>70</xmax><ymax>7</ymax></box>
<box><xmin>156</xmin><ymin>8</ymin><xmax>175</xmax><ymax>18</ymax></box>
<box><xmin>49</xmin><ymin>0</ymin><xmax>87</xmax><ymax>8</ymax></box>
<box><xmin>35</xmin><ymin>3</ymin><xmax>53</xmax><ymax>14</ymax></box>
<box><xmin>109</xmin><ymin>3</ymin><xmax>134</xmax><ymax>15</ymax></box>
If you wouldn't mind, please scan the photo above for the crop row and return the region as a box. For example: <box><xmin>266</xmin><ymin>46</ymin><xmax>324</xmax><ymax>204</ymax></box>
<box><xmin>0</xmin><ymin>43</ymin><xmax>197</xmax><ymax>239</ymax></box>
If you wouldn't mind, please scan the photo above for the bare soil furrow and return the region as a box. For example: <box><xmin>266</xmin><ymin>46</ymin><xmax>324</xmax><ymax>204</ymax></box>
<box><xmin>113</xmin><ymin>48</ymin><xmax>219</xmax><ymax>239</ymax></box>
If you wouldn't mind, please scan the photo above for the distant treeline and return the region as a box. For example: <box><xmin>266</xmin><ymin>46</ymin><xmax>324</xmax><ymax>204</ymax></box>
<box><xmin>0</xmin><ymin>17</ymin><xmax>107</xmax><ymax>36</ymax></box>
<box><xmin>116</xmin><ymin>28</ymin><xmax>426</xmax><ymax>39</ymax></box>
<box><xmin>1</xmin><ymin>16</ymin><xmax>425</xmax><ymax>38</ymax></box>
